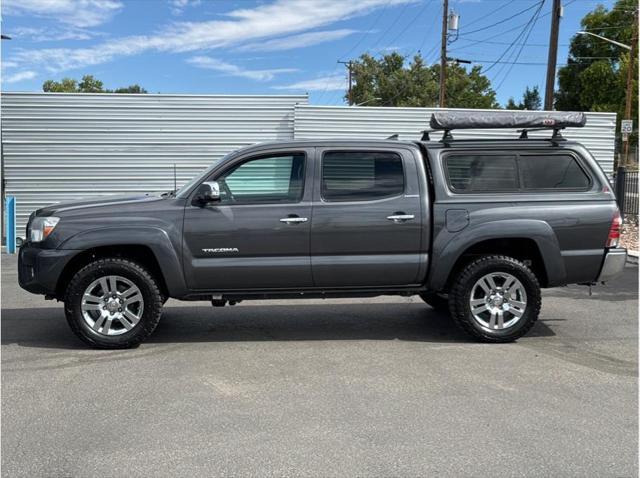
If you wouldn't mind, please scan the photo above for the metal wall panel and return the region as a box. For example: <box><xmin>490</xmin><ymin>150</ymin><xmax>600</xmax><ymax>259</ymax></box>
<box><xmin>294</xmin><ymin>105</ymin><xmax>617</xmax><ymax>174</ymax></box>
<box><xmin>1</xmin><ymin>94</ymin><xmax>617</xmax><ymax>236</ymax></box>
<box><xmin>1</xmin><ymin>92</ymin><xmax>308</xmax><ymax>232</ymax></box>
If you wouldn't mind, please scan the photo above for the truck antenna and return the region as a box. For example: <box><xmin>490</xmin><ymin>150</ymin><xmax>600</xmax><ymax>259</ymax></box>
<box><xmin>173</xmin><ymin>164</ymin><xmax>177</xmax><ymax>192</ymax></box>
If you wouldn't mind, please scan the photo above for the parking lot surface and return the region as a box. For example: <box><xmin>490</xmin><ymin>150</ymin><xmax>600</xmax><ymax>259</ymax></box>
<box><xmin>1</xmin><ymin>254</ymin><xmax>638</xmax><ymax>477</ymax></box>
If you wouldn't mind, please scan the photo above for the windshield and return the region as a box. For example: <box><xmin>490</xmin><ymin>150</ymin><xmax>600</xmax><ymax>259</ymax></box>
<box><xmin>174</xmin><ymin>158</ymin><xmax>224</xmax><ymax>198</ymax></box>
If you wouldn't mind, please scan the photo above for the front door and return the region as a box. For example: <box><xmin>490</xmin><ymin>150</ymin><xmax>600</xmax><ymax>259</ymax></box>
<box><xmin>310</xmin><ymin>148</ymin><xmax>423</xmax><ymax>287</ymax></box>
<box><xmin>183</xmin><ymin>148</ymin><xmax>313</xmax><ymax>290</ymax></box>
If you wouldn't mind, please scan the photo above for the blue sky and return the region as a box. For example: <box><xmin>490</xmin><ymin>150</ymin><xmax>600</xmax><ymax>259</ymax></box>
<box><xmin>0</xmin><ymin>0</ymin><xmax>616</xmax><ymax>106</ymax></box>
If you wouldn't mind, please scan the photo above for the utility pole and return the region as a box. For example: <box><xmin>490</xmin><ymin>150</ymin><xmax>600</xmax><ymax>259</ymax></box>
<box><xmin>439</xmin><ymin>0</ymin><xmax>449</xmax><ymax>108</ymax></box>
<box><xmin>544</xmin><ymin>0</ymin><xmax>562</xmax><ymax>110</ymax></box>
<box><xmin>338</xmin><ymin>60</ymin><xmax>353</xmax><ymax>106</ymax></box>
<box><xmin>622</xmin><ymin>8</ymin><xmax>638</xmax><ymax>167</ymax></box>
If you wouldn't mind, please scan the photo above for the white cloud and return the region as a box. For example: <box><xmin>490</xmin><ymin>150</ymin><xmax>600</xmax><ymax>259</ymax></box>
<box><xmin>170</xmin><ymin>0</ymin><xmax>201</xmax><ymax>15</ymax></box>
<box><xmin>2</xmin><ymin>70</ymin><xmax>37</xmax><ymax>83</ymax></box>
<box><xmin>8</xmin><ymin>26</ymin><xmax>99</xmax><ymax>42</ymax></box>
<box><xmin>2</xmin><ymin>0</ymin><xmax>123</xmax><ymax>27</ymax></box>
<box><xmin>6</xmin><ymin>0</ymin><xmax>415</xmax><ymax>74</ymax></box>
<box><xmin>2</xmin><ymin>61</ymin><xmax>18</xmax><ymax>68</ymax></box>
<box><xmin>272</xmin><ymin>74</ymin><xmax>346</xmax><ymax>91</ymax></box>
<box><xmin>186</xmin><ymin>56</ymin><xmax>297</xmax><ymax>81</ymax></box>
<box><xmin>237</xmin><ymin>29</ymin><xmax>357</xmax><ymax>52</ymax></box>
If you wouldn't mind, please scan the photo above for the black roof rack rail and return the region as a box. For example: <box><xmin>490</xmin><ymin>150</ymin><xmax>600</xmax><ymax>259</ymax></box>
<box><xmin>386</xmin><ymin>134</ymin><xmax>399</xmax><ymax>140</ymax></box>
<box><xmin>518</xmin><ymin>126</ymin><xmax>565</xmax><ymax>141</ymax></box>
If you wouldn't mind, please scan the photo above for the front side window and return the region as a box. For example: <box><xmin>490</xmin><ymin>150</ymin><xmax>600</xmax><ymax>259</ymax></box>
<box><xmin>322</xmin><ymin>151</ymin><xmax>404</xmax><ymax>201</ymax></box>
<box><xmin>519</xmin><ymin>154</ymin><xmax>591</xmax><ymax>190</ymax></box>
<box><xmin>445</xmin><ymin>155</ymin><xmax>519</xmax><ymax>192</ymax></box>
<box><xmin>217</xmin><ymin>153</ymin><xmax>305</xmax><ymax>204</ymax></box>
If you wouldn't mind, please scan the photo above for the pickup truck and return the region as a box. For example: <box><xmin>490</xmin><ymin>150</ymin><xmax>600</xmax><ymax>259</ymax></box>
<box><xmin>18</xmin><ymin>112</ymin><xmax>627</xmax><ymax>348</ymax></box>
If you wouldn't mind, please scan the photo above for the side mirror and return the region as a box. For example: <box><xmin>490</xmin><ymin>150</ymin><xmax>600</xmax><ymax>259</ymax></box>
<box><xmin>194</xmin><ymin>181</ymin><xmax>220</xmax><ymax>205</ymax></box>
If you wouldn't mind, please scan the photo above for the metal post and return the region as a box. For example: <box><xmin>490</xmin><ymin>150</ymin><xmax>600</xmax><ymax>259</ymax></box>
<box><xmin>5</xmin><ymin>196</ymin><xmax>16</xmax><ymax>254</ymax></box>
<box><xmin>338</xmin><ymin>60</ymin><xmax>353</xmax><ymax>105</ymax></box>
<box><xmin>622</xmin><ymin>8</ymin><xmax>638</xmax><ymax>168</ymax></box>
<box><xmin>439</xmin><ymin>0</ymin><xmax>449</xmax><ymax>108</ymax></box>
<box><xmin>615</xmin><ymin>167</ymin><xmax>627</xmax><ymax>219</ymax></box>
<box><xmin>544</xmin><ymin>0</ymin><xmax>562</xmax><ymax>110</ymax></box>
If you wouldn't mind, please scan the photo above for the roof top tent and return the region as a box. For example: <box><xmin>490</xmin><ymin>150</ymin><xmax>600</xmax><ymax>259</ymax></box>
<box><xmin>421</xmin><ymin>111</ymin><xmax>587</xmax><ymax>142</ymax></box>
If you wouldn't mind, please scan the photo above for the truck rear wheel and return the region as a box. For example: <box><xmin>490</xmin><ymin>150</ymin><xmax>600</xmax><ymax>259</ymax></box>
<box><xmin>64</xmin><ymin>258</ymin><xmax>163</xmax><ymax>349</ymax></box>
<box><xmin>448</xmin><ymin>255</ymin><xmax>541</xmax><ymax>343</ymax></box>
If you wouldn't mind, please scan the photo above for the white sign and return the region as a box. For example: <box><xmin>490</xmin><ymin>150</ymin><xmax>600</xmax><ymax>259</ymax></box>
<box><xmin>621</xmin><ymin>119</ymin><xmax>633</xmax><ymax>134</ymax></box>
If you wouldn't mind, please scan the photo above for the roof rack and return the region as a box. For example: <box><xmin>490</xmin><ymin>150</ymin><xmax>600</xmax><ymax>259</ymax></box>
<box><xmin>518</xmin><ymin>126</ymin><xmax>565</xmax><ymax>141</ymax></box>
<box><xmin>424</xmin><ymin>111</ymin><xmax>586</xmax><ymax>143</ymax></box>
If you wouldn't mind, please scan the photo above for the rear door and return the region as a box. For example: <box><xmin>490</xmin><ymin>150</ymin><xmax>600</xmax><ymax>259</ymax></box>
<box><xmin>310</xmin><ymin>147</ymin><xmax>423</xmax><ymax>287</ymax></box>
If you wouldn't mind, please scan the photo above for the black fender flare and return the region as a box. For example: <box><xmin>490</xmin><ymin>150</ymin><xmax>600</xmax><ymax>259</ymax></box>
<box><xmin>58</xmin><ymin>226</ymin><xmax>188</xmax><ymax>297</ymax></box>
<box><xmin>427</xmin><ymin>219</ymin><xmax>565</xmax><ymax>291</ymax></box>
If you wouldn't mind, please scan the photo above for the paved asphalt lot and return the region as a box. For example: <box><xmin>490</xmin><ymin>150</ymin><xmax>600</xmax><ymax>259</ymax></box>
<box><xmin>1</xmin><ymin>254</ymin><xmax>638</xmax><ymax>477</ymax></box>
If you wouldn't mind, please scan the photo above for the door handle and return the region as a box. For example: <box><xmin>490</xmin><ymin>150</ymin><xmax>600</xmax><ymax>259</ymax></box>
<box><xmin>387</xmin><ymin>214</ymin><xmax>415</xmax><ymax>223</ymax></box>
<box><xmin>280</xmin><ymin>216</ymin><xmax>308</xmax><ymax>224</ymax></box>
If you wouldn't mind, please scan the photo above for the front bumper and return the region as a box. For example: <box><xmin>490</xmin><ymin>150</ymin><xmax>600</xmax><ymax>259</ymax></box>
<box><xmin>18</xmin><ymin>244</ymin><xmax>80</xmax><ymax>296</ymax></box>
<box><xmin>597</xmin><ymin>248</ymin><xmax>627</xmax><ymax>283</ymax></box>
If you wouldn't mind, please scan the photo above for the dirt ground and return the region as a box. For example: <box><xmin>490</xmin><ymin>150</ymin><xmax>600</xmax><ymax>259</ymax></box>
<box><xmin>621</xmin><ymin>215</ymin><xmax>639</xmax><ymax>251</ymax></box>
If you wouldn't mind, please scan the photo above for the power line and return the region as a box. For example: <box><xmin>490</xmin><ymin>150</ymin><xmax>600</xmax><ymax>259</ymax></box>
<box><xmin>452</xmin><ymin>37</ymin><xmax>569</xmax><ymax>48</ymax></box>
<box><xmin>338</xmin><ymin>0</ymin><xmax>392</xmax><ymax>62</ymax></box>
<box><xmin>463</xmin><ymin>0</ymin><xmax>518</xmax><ymax>28</ymax></box>
<box><xmin>494</xmin><ymin>1</ymin><xmax>546</xmax><ymax>90</ymax></box>
<box><xmin>480</xmin><ymin>0</ymin><xmax>545</xmax><ymax>74</ymax></box>
<box><xmin>366</xmin><ymin>1</ymin><xmax>412</xmax><ymax>53</ymax></box>
<box><xmin>381</xmin><ymin>0</ymin><xmax>433</xmax><ymax>54</ymax></box>
<box><xmin>459</xmin><ymin>1</ymin><xmax>544</xmax><ymax>37</ymax></box>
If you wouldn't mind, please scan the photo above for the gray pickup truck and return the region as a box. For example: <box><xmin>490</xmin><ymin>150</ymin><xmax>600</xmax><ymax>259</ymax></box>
<box><xmin>18</xmin><ymin>112</ymin><xmax>626</xmax><ymax>348</ymax></box>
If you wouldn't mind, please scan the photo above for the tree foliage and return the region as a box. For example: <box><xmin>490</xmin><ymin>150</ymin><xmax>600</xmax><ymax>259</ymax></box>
<box><xmin>350</xmin><ymin>52</ymin><xmax>498</xmax><ymax>108</ymax></box>
<box><xmin>42</xmin><ymin>75</ymin><xmax>148</xmax><ymax>94</ymax></box>
<box><xmin>555</xmin><ymin>0</ymin><xmax>637</xmax><ymax>121</ymax></box>
<box><xmin>505</xmin><ymin>86</ymin><xmax>542</xmax><ymax>110</ymax></box>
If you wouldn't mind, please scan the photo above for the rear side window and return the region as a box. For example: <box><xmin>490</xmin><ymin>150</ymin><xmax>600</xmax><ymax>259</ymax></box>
<box><xmin>445</xmin><ymin>155</ymin><xmax>519</xmax><ymax>192</ymax></box>
<box><xmin>322</xmin><ymin>151</ymin><xmax>404</xmax><ymax>201</ymax></box>
<box><xmin>519</xmin><ymin>154</ymin><xmax>590</xmax><ymax>190</ymax></box>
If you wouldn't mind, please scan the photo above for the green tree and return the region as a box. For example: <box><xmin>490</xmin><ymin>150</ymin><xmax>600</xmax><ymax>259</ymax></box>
<box><xmin>350</xmin><ymin>52</ymin><xmax>498</xmax><ymax>108</ymax></box>
<box><xmin>555</xmin><ymin>0</ymin><xmax>637</xmax><ymax>148</ymax></box>
<box><xmin>505</xmin><ymin>86</ymin><xmax>542</xmax><ymax>110</ymax></box>
<box><xmin>521</xmin><ymin>86</ymin><xmax>542</xmax><ymax>110</ymax></box>
<box><xmin>42</xmin><ymin>78</ymin><xmax>78</xmax><ymax>92</ymax></box>
<box><xmin>112</xmin><ymin>84</ymin><xmax>148</xmax><ymax>94</ymax></box>
<box><xmin>42</xmin><ymin>75</ymin><xmax>147</xmax><ymax>94</ymax></box>
<box><xmin>505</xmin><ymin>97</ymin><xmax>520</xmax><ymax>110</ymax></box>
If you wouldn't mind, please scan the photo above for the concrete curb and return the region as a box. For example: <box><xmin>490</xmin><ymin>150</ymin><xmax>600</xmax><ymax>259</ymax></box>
<box><xmin>627</xmin><ymin>250</ymin><xmax>639</xmax><ymax>265</ymax></box>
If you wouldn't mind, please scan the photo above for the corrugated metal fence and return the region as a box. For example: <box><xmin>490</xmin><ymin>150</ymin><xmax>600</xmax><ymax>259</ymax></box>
<box><xmin>1</xmin><ymin>93</ymin><xmax>308</xmax><ymax>231</ymax></box>
<box><xmin>293</xmin><ymin>105</ymin><xmax>617</xmax><ymax>174</ymax></box>
<box><xmin>1</xmin><ymin>93</ymin><xmax>617</xmax><ymax>234</ymax></box>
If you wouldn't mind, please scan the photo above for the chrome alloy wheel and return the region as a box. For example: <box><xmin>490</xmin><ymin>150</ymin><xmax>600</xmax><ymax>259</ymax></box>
<box><xmin>469</xmin><ymin>272</ymin><xmax>527</xmax><ymax>330</ymax></box>
<box><xmin>81</xmin><ymin>275</ymin><xmax>144</xmax><ymax>336</ymax></box>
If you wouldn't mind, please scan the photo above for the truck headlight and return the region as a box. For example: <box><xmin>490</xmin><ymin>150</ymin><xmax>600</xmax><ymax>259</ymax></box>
<box><xmin>30</xmin><ymin>217</ymin><xmax>60</xmax><ymax>242</ymax></box>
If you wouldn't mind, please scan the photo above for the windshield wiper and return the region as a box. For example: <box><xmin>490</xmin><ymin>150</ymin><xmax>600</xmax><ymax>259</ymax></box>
<box><xmin>161</xmin><ymin>190</ymin><xmax>176</xmax><ymax>198</ymax></box>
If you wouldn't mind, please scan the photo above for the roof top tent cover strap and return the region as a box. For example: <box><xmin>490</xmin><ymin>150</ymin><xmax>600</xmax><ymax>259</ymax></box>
<box><xmin>429</xmin><ymin>111</ymin><xmax>587</xmax><ymax>130</ymax></box>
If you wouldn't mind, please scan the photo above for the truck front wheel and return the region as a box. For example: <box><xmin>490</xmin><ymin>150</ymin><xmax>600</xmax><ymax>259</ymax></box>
<box><xmin>448</xmin><ymin>255</ymin><xmax>541</xmax><ymax>343</ymax></box>
<box><xmin>64</xmin><ymin>258</ymin><xmax>163</xmax><ymax>349</ymax></box>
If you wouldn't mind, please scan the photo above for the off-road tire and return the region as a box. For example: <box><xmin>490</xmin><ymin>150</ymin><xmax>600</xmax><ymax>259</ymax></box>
<box><xmin>64</xmin><ymin>258</ymin><xmax>163</xmax><ymax>349</ymax></box>
<box><xmin>419</xmin><ymin>291</ymin><xmax>448</xmax><ymax>310</ymax></box>
<box><xmin>448</xmin><ymin>255</ymin><xmax>541</xmax><ymax>343</ymax></box>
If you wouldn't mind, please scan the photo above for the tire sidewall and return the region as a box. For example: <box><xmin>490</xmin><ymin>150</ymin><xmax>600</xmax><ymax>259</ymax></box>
<box><xmin>456</xmin><ymin>258</ymin><xmax>540</xmax><ymax>340</ymax></box>
<box><xmin>65</xmin><ymin>260</ymin><xmax>161</xmax><ymax>347</ymax></box>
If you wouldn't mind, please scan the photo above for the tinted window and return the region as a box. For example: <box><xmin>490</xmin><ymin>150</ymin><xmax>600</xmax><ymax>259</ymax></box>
<box><xmin>520</xmin><ymin>154</ymin><xmax>590</xmax><ymax>189</ymax></box>
<box><xmin>217</xmin><ymin>153</ymin><xmax>305</xmax><ymax>204</ymax></box>
<box><xmin>322</xmin><ymin>151</ymin><xmax>404</xmax><ymax>201</ymax></box>
<box><xmin>445</xmin><ymin>155</ymin><xmax>519</xmax><ymax>192</ymax></box>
